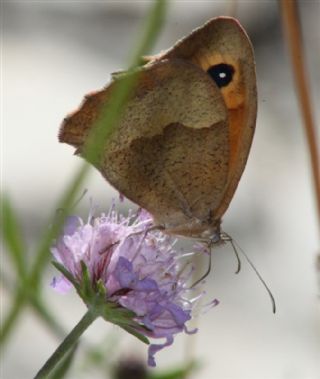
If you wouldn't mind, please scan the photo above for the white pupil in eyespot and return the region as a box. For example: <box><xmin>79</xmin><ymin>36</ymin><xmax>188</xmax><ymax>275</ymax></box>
<box><xmin>207</xmin><ymin>63</ymin><xmax>235</xmax><ymax>88</ymax></box>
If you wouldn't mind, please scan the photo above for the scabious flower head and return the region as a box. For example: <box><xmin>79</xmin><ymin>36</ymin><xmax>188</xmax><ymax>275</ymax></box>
<box><xmin>51</xmin><ymin>203</ymin><xmax>218</xmax><ymax>366</ymax></box>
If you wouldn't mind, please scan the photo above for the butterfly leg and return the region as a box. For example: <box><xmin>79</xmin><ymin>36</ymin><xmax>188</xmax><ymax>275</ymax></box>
<box><xmin>98</xmin><ymin>224</ymin><xmax>164</xmax><ymax>256</ymax></box>
<box><xmin>191</xmin><ymin>241</ymin><xmax>212</xmax><ymax>287</ymax></box>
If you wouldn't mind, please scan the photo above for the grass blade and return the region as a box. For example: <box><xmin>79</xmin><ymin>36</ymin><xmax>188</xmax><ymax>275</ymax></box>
<box><xmin>32</xmin><ymin>0</ymin><xmax>167</xmax><ymax>288</ymax></box>
<box><xmin>84</xmin><ymin>0</ymin><xmax>167</xmax><ymax>165</ymax></box>
<box><xmin>1</xmin><ymin>194</ymin><xmax>26</xmax><ymax>278</ymax></box>
<box><xmin>30</xmin><ymin>164</ymin><xmax>90</xmax><ymax>289</ymax></box>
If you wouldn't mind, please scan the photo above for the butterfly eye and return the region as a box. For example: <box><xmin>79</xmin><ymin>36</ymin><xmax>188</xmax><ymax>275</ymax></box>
<box><xmin>207</xmin><ymin>63</ymin><xmax>235</xmax><ymax>88</ymax></box>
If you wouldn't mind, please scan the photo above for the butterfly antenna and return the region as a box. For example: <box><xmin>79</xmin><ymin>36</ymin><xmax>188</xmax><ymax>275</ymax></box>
<box><xmin>191</xmin><ymin>242</ymin><xmax>212</xmax><ymax>288</ymax></box>
<box><xmin>230</xmin><ymin>237</ymin><xmax>276</xmax><ymax>314</ymax></box>
<box><xmin>222</xmin><ymin>233</ymin><xmax>242</xmax><ymax>274</ymax></box>
<box><xmin>230</xmin><ymin>239</ymin><xmax>242</xmax><ymax>274</ymax></box>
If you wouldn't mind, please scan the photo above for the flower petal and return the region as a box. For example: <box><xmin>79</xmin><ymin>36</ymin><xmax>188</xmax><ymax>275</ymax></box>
<box><xmin>148</xmin><ymin>336</ymin><xmax>174</xmax><ymax>367</ymax></box>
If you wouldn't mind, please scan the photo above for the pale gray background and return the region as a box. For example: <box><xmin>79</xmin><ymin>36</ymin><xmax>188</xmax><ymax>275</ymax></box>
<box><xmin>2</xmin><ymin>1</ymin><xmax>320</xmax><ymax>378</ymax></box>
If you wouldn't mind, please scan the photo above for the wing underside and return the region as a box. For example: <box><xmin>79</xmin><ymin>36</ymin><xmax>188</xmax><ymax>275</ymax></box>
<box><xmin>61</xmin><ymin>58</ymin><xmax>230</xmax><ymax>234</ymax></box>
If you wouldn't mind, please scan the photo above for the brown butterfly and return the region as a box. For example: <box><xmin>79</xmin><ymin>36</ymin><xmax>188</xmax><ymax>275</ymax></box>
<box><xmin>59</xmin><ymin>16</ymin><xmax>257</xmax><ymax>243</ymax></box>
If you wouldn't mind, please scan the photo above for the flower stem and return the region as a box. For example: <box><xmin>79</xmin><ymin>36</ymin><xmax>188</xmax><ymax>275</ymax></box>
<box><xmin>34</xmin><ymin>309</ymin><xmax>98</xmax><ymax>379</ymax></box>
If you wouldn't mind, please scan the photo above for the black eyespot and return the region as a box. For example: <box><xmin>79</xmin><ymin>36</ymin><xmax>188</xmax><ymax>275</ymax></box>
<box><xmin>207</xmin><ymin>63</ymin><xmax>235</xmax><ymax>88</ymax></box>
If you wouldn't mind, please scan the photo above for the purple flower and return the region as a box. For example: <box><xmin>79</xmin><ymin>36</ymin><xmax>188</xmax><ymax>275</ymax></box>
<box><xmin>51</xmin><ymin>204</ymin><xmax>218</xmax><ymax>366</ymax></box>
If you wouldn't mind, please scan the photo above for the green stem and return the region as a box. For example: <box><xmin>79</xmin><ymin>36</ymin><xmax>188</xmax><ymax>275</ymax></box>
<box><xmin>34</xmin><ymin>309</ymin><xmax>98</xmax><ymax>379</ymax></box>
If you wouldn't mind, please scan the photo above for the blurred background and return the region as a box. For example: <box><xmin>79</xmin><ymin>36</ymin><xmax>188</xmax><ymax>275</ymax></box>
<box><xmin>2</xmin><ymin>1</ymin><xmax>319</xmax><ymax>378</ymax></box>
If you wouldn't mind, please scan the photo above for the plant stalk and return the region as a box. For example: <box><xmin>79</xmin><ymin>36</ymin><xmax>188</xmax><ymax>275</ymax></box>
<box><xmin>34</xmin><ymin>309</ymin><xmax>98</xmax><ymax>379</ymax></box>
<box><xmin>280</xmin><ymin>0</ymin><xmax>320</xmax><ymax>228</ymax></box>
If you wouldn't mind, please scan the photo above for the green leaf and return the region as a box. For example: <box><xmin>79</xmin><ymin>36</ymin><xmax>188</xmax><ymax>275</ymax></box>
<box><xmin>52</xmin><ymin>262</ymin><xmax>149</xmax><ymax>347</ymax></box>
<box><xmin>108</xmin><ymin>304</ymin><xmax>136</xmax><ymax>321</ymax></box>
<box><xmin>1</xmin><ymin>194</ymin><xmax>26</xmax><ymax>278</ymax></box>
<box><xmin>80</xmin><ymin>261</ymin><xmax>93</xmax><ymax>299</ymax></box>
<box><xmin>96</xmin><ymin>279</ymin><xmax>107</xmax><ymax>297</ymax></box>
<box><xmin>96</xmin><ymin>301</ymin><xmax>149</xmax><ymax>344</ymax></box>
<box><xmin>119</xmin><ymin>324</ymin><xmax>150</xmax><ymax>345</ymax></box>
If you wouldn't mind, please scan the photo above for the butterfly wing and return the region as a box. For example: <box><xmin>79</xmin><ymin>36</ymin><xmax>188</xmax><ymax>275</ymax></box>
<box><xmin>60</xmin><ymin>59</ymin><xmax>230</xmax><ymax>235</ymax></box>
<box><xmin>160</xmin><ymin>17</ymin><xmax>257</xmax><ymax>222</ymax></box>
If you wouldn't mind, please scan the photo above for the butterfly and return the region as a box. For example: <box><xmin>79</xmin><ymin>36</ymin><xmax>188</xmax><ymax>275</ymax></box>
<box><xmin>59</xmin><ymin>16</ymin><xmax>257</xmax><ymax>244</ymax></box>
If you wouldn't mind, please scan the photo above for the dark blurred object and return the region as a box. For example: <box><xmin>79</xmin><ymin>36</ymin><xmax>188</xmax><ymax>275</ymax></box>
<box><xmin>113</xmin><ymin>358</ymin><xmax>148</xmax><ymax>379</ymax></box>
<box><xmin>112</xmin><ymin>358</ymin><xmax>197</xmax><ymax>379</ymax></box>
